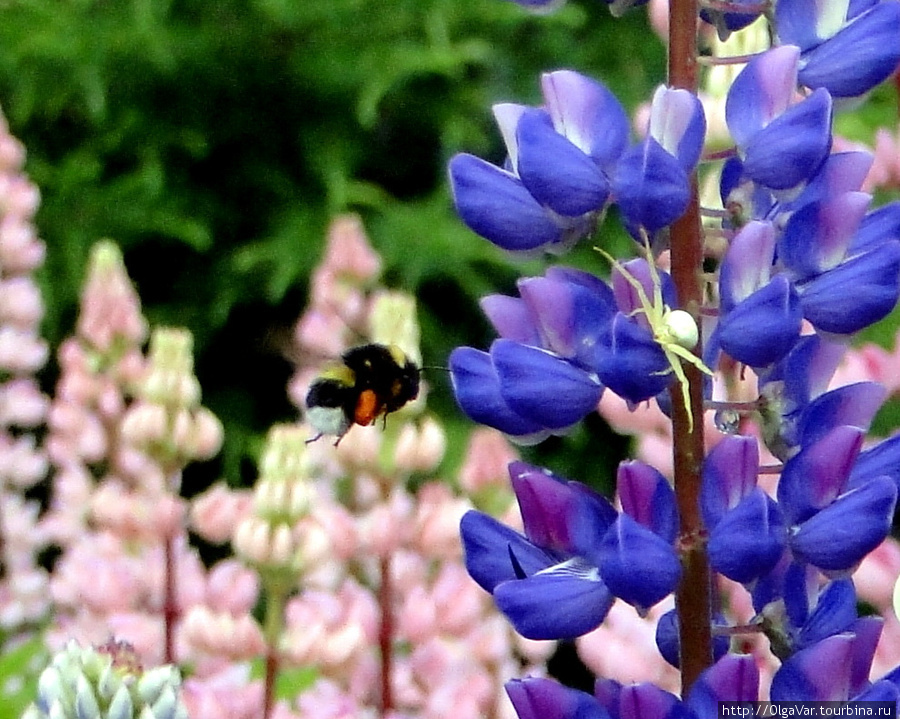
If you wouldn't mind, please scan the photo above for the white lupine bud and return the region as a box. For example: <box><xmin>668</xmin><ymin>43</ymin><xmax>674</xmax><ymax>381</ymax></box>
<box><xmin>75</xmin><ymin>675</ymin><xmax>100</xmax><ymax>719</ymax></box>
<box><xmin>106</xmin><ymin>686</ymin><xmax>134</xmax><ymax>719</ymax></box>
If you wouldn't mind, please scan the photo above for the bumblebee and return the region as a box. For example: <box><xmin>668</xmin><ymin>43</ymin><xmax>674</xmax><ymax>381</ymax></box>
<box><xmin>304</xmin><ymin>343</ymin><xmax>421</xmax><ymax>444</ymax></box>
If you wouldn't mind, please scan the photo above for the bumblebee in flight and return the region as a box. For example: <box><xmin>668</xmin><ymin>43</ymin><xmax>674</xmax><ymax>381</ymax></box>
<box><xmin>304</xmin><ymin>343</ymin><xmax>421</xmax><ymax>444</ymax></box>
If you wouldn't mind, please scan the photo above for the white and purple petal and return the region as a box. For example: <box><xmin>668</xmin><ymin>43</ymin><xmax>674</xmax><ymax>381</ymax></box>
<box><xmin>516</xmin><ymin>108</ymin><xmax>610</xmax><ymax>217</ymax></box>
<box><xmin>798</xmin><ymin>2</ymin><xmax>900</xmax><ymax>98</ymax></box>
<box><xmin>540</xmin><ymin>70</ymin><xmax>629</xmax><ymax>169</ymax></box>
<box><xmin>493</xmin><ymin>559</ymin><xmax>614</xmax><ymax>640</ymax></box>
<box><xmin>725</xmin><ymin>46</ymin><xmax>801</xmax><ymax>147</ymax></box>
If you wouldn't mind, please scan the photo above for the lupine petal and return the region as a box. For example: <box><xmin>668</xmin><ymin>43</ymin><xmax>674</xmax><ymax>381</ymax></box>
<box><xmin>770</xmin><ymin>634</ymin><xmax>854</xmax><ymax>701</ymax></box>
<box><xmin>568</xmin><ymin>481</ymin><xmax>620</xmax><ymax>558</ymax></box>
<box><xmin>449</xmin><ymin>153</ymin><xmax>564</xmax><ymax>250</ymax></box>
<box><xmin>493</xmin><ymin>563</ymin><xmax>614</xmax><ymax>640</ymax></box>
<box><xmin>686</xmin><ymin>654</ymin><xmax>760</xmax><ymax>719</ymax></box>
<box><xmin>598</xmin><ymin>514</ymin><xmax>681</xmax><ymax>609</ymax></box>
<box><xmin>708</xmin><ymin>489</ymin><xmax>786</xmax><ymax>583</ymax></box>
<box><xmin>656</xmin><ymin>610</ymin><xmax>730</xmax><ymax>672</ymax></box>
<box><xmin>648</xmin><ymin>86</ymin><xmax>707</xmax><ymax>172</ymax></box>
<box><xmin>718</xmin><ymin>221</ymin><xmax>776</xmax><ymax>311</ymax></box>
<box><xmin>851</xmin><ymin>201</ymin><xmax>900</xmax><ymax>254</ymax></box>
<box><xmin>701</xmin><ymin>1</ymin><xmax>764</xmax><ymax>39</ymax></box>
<box><xmin>726</xmin><ymin>46</ymin><xmax>801</xmax><ymax>146</ymax></box>
<box><xmin>611</xmin><ymin>258</ymin><xmax>678</xmax><ymax>320</ymax></box>
<box><xmin>741</xmin><ymin>88</ymin><xmax>833</xmax><ymax>190</ymax></box>
<box><xmin>855</xmin><ymin>679</ymin><xmax>900</xmax><ymax>705</ymax></box>
<box><xmin>791</xmin><ymin>476</ymin><xmax>898</xmax><ymax>571</ymax></box>
<box><xmin>778</xmin><ymin>192</ymin><xmax>871</xmax><ymax>278</ymax></box>
<box><xmin>617</xmin><ymin>461</ymin><xmax>678</xmax><ymax>543</ymax></box>
<box><xmin>449</xmin><ymin>346</ymin><xmax>547</xmax><ymax>438</ymax></box>
<box><xmin>614</xmin><ymin>138</ymin><xmax>690</xmax><ymax>232</ymax></box>
<box><xmin>796</xmin><ymin>381</ymin><xmax>886</xmax><ymax>448</ymax></box>
<box><xmin>618</xmin><ymin>684</ymin><xmax>684</xmax><ymax>719</ymax></box>
<box><xmin>849</xmin><ymin>433</ymin><xmax>900</xmax><ymax>491</ymax></box>
<box><xmin>518</xmin><ymin>274</ymin><xmax>616</xmax><ymax>360</ymax></box>
<box><xmin>541</xmin><ymin>70</ymin><xmax>630</xmax><ymax>170</ymax></box>
<box><xmin>511</xmin><ymin>462</ymin><xmax>579</xmax><ymax>552</ymax></box>
<box><xmin>793</xmin><ymin>152</ymin><xmax>873</xmax><ymax>207</ymax></box>
<box><xmin>507</xmin><ymin>678</ymin><xmax>612</xmax><ymax>719</ymax></box>
<box><xmin>798</xmin><ymin>2</ymin><xmax>900</xmax><ymax>98</ymax></box>
<box><xmin>700</xmin><ymin>435</ymin><xmax>759</xmax><ymax>528</ymax></box>
<box><xmin>848</xmin><ymin>616</ymin><xmax>886</xmax><ymax>697</ymax></box>
<box><xmin>799</xmin><ymin>241</ymin><xmax>900</xmax><ymax>334</ymax></box>
<box><xmin>492</xmin><ymin>339</ymin><xmax>603</xmax><ymax>428</ymax></box>
<box><xmin>494</xmin><ymin>103</ymin><xmax>529</xmax><ymax>172</ymax></box>
<box><xmin>776</xmin><ymin>0</ymin><xmax>850</xmax><ymax>51</ymax></box>
<box><xmin>794</xmin><ymin>579</ymin><xmax>858</xmax><ymax>649</ymax></box>
<box><xmin>718</xmin><ymin>276</ymin><xmax>802</xmax><ymax>367</ymax></box>
<box><xmin>460</xmin><ymin>510</ymin><xmax>555</xmax><ymax>592</ymax></box>
<box><xmin>481</xmin><ymin>295</ymin><xmax>541</xmax><ymax>346</ymax></box>
<box><xmin>516</xmin><ymin>109</ymin><xmax>611</xmax><ymax>217</ymax></box>
<box><xmin>777</xmin><ymin>425</ymin><xmax>863</xmax><ymax>525</ymax></box>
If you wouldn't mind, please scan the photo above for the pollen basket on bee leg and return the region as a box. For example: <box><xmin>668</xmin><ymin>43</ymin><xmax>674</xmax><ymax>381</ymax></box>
<box><xmin>354</xmin><ymin>388</ymin><xmax>382</xmax><ymax>426</ymax></box>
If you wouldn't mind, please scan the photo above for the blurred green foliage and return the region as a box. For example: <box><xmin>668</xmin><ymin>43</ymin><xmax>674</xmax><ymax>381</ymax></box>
<box><xmin>0</xmin><ymin>0</ymin><xmax>665</xmax><ymax>487</ymax></box>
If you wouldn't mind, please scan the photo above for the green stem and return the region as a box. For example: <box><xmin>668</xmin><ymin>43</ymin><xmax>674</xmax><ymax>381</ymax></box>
<box><xmin>667</xmin><ymin>0</ymin><xmax>715</xmax><ymax>695</ymax></box>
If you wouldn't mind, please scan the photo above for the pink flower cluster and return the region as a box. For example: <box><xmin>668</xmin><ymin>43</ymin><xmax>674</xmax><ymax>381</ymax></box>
<box><xmin>0</xmin><ymin>107</ymin><xmax>50</xmax><ymax>639</ymax></box>
<box><xmin>185</xmin><ymin>216</ymin><xmax>555</xmax><ymax>719</ymax></box>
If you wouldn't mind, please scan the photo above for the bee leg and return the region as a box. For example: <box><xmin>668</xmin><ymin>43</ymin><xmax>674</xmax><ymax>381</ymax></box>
<box><xmin>305</xmin><ymin>433</ymin><xmax>324</xmax><ymax>445</ymax></box>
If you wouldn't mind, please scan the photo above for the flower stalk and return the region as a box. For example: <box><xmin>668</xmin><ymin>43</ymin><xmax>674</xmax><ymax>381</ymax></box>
<box><xmin>668</xmin><ymin>0</ymin><xmax>714</xmax><ymax>692</ymax></box>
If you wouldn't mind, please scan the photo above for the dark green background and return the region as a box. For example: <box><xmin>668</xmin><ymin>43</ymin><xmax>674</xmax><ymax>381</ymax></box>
<box><xmin>1</xmin><ymin>0</ymin><xmax>895</xmax><ymax>493</ymax></box>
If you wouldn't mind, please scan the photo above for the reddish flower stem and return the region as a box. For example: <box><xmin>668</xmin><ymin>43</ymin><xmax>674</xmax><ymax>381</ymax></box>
<box><xmin>163</xmin><ymin>534</ymin><xmax>177</xmax><ymax>664</ymax></box>
<box><xmin>379</xmin><ymin>555</ymin><xmax>394</xmax><ymax>716</ymax></box>
<box><xmin>668</xmin><ymin>0</ymin><xmax>715</xmax><ymax>694</ymax></box>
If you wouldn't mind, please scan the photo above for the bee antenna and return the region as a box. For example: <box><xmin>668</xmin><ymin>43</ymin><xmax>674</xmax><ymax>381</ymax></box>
<box><xmin>420</xmin><ymin>365</ymin><xmax>451</xmax><ymax>373</ymax></box>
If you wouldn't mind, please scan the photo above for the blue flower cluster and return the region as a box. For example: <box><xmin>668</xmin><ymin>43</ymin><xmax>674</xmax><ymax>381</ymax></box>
<box><xmin>446</xmin><ymin>0</ymin><xmax>900</xmax><ymax>714</ymax></box>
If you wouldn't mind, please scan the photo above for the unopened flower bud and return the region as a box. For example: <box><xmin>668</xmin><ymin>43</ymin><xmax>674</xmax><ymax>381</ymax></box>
<box><xmin>22</xmin><ymin>639</ymin><xmax>187</xmax><ymax>719</ymax></box>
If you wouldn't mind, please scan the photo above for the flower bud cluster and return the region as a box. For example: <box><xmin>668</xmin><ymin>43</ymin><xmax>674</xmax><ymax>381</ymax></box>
<box><xmin>233</xmin><ymin>425</ymin><xmax>329</xmax><ymax>583</ymax></box>
<box><xmin>22</xmin><ymin>639</ymin><xmax>188</xmax><ymax>719</ymax></box>
<box><xmin>120</xmin><ymin>328</ymin><xmax>223</xmax><ymax>469</ymax></box>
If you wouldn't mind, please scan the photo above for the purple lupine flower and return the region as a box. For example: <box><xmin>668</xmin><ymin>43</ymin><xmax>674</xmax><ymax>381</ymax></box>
<box><xmin>776</xmin><ymin>0</ymin><xmax>900</xmax><ymax>98</ymax></box>
<box><xmin>758</xmin><ymin>334</ymin><xmax>887</xmax><ymax>460</ymax></box>
<box><xmin>725</xmin><ymin>46</ymin><xmax>833</xmax><ymax>191</ymax></box>
<box><xmin>613</xmin><ymin>86</ymin><xmax>706</xmax><ymax>235</ymax></box>
<box><xmin>700</xmin><ymin>436</ymin><xmax>786</xmax><ymax>583</ymax></box>
<box><xmin>715</xmin><ymin>221</ymin><xmax>803</xmax><ymax>368</ymax></box>
<box><xmin>589</xmin><ymin>461</ymin><xmax>682</xmax><ymax>611</ymax></box>
<box><xmin>506</xmin><ymin>677</ymin><xmax>611</xmax><ymax>719</ymax></box>
<box><xmin>449</xmin><ymin>70</ymin><xmax>628</xmax><ymax>252</ymax></box>
<box><xmin>460</xmin><ymin>462</ymin><xmax>617</xmax><ymax>639</ymax></box>
<box><xmin>450</xmin><ymin>267</ymin><xmax>613</xmax><ymax>442</ymax></box>
<box><xmin>776</xmin><ymin>425</ymin><xmax>897</xmax><ymax>571</ymax></box>
<box><xmin>770</xmin><ymin>619</ymin><xmax>892</xmax><ymax>702</ymax></box>
<box><xmin>685</xmin><ymin>654</ymin><xmax>760</xmax><ymax>718</ymax></box>
<box><xmin>777</xmin><ymin>190</ymin><xmax>900</xmax><ymax>335</ymax></box>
